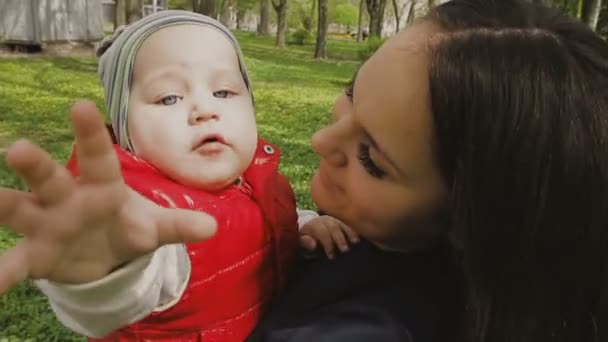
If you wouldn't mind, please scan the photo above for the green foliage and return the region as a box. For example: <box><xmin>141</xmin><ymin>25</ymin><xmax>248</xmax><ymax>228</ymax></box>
<box><xmin>289</xmin><ymin>28</ymin><xmax>313</xmax><ymax>45</ymax></box>
<box><xmin>358</xmin><ymin>36</ymin><xmax>386</xmax><ymax>61</ymax></box>
<box><xmin>288</xmin><ymin>0</ymin><xmax>316</xmax><ymax>31</ymax></box>
<box><xmin>332</xmin><ymin>3</ymin><xmax>359</xmax><ymax>28</ymax></box>
<box><xmin>168</xmin><ymin>0</ymin><xmax>193</xmax><ymax>10</ymax></box>
<box><xmin>0</xmin><ymin>30</ymin><xmax>362</xmax><ymax>340</ymax></box>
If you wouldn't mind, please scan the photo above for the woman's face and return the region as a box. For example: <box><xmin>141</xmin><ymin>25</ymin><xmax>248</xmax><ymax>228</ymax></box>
<box><xmin>310</xmin><ymin>22</ymin><xmax>448</xmax><ymax>251</ymax></box>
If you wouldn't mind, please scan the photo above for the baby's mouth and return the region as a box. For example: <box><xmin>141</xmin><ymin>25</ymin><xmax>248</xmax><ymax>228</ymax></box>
<box><xmin>192</xmin><ymin>134</ymin><xmax>228</xmax><ymax>154</ymax></box>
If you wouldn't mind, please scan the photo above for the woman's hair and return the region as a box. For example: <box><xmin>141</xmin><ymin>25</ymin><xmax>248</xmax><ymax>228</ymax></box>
<box><xmin>427</xmin><ymin>0</ymin><xmax>608</xmax><ymax>341</ymax></box>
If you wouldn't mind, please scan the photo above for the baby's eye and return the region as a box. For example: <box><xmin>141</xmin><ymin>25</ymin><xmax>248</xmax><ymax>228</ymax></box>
<box><xmin>213</xmin><ymin>90</ymin><xmax>234</xmax><ymax>99</ymax></box>
<box><xmin>158</xmin><ymin>95</ymin><xmax>182</xmax><ymax>106</ymax></box>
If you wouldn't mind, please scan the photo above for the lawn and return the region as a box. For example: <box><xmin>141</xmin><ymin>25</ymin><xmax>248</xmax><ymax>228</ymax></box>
<box><xmin>0</xmin><ymin>32</ymin><xmax>363</xmax><ymax>340</ymax></box>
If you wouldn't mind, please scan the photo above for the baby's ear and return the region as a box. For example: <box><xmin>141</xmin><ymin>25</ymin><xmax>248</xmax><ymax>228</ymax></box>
<box><xmin>106</xmin><ymin>123</ymin><xmax>118</xmax><ymax>144</ymax></box>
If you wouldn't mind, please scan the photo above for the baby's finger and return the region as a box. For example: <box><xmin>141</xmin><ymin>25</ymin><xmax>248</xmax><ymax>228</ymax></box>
<box><xmin>314</xmin><ymin>226</ymin><xmax>336</xmax><ymax>259</ymax></box>
<box><xmin>299</xmin><ymin>234</ymin><xmax>317</xmax><ymax>251</ymax></box>
<box><xmin>6</xmin><ymin>140</ymin><xmax>75</xmax><ymax>205</ymax></box>
<box><xmin>329</xmin><ymin>224</ymin><xmax>349</xmax><ymax>252</ymax></box>
<box><xmin>340</xmin><ymin>224</ymin><xmax>359</xmax><ymax>244</ymax></box>
<box><xmin>71</xmin><ymin>101</ymin><xmax>121</xmax><ymax>185</ymax></box>
<box><xmin>0</xmin><ymin>190</ymin><xmax>38</xmax><ymax>235</ymax></box>
<box><xmin>0</xmin><ymin>242</ymin><xmax>29</xmax><ymax>296</ymax></box>
<box><xmin>154</xmin><ymin>207</ymin><xmax>217</xmax><ymax>247</ymax></box>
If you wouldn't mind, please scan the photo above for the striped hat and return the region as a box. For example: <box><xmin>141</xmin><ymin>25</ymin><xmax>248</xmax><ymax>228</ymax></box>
<box><xmin>96</xmin><ymin>10</ymin><xmax>252</xmax><ymax>151</ymax></box>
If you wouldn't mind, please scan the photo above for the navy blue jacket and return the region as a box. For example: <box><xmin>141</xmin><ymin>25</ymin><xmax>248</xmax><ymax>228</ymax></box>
<box><xmin>247</xmin><ymin>240</ymin><xmax>463</xmax><ymax>342</ymax></box>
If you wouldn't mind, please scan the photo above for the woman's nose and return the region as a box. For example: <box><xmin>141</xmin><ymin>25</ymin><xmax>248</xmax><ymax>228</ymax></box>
<box><xmin>311</xmin><ymin>123</ymin><xmax>347</xmax><ymax>167</ymax></box>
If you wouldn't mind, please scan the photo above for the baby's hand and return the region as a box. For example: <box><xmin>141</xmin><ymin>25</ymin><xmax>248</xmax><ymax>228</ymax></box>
<box><xmin>0</xmin><ymin>101</ymin><xmax>217</xmax><ymax>295</ymax></box>
<box><xmin>299</xmin><ymin>215</ymin><xmax>359</xmax><ymax>259</ymax></box>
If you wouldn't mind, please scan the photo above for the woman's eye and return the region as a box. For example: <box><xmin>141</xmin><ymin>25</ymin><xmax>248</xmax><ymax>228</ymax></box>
<box><xmin>344</xmin><ymin>83</ymin><xmax>354</xmax><ymax>100</ymax></box>
<box><xmin>158</xmin><ymin>95</ymin><xmax>182</xmax><ymax>106</ymax></box>
<box><xmin>358</xmin><ymin>143</ymin><xmax>386</xmax><ymax>179</ymax></box>
<box><xmin>214</xmin><ymin>90</ymin><xmax>233</xmax><ymax>98</ymax></box>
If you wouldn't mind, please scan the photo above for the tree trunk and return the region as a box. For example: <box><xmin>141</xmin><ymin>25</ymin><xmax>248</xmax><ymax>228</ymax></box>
<box><xmin>582</xmin><ymin>0</ymin><xmax>602</xmax><ymax>30</ymax></box>
<box><xmin>194</xmin><ymin>0</ymin><xmax>217</xmax><ymax>17</ymax></box>
<box><xmin>220</xmin><ymin>0</ymin><xmax>233</xmax><ymax>26</ymax></box>
<box><xmin>392</xmin><ymin>0</ymin><xmax>401</xmax><ymax>33</ymax></box>
<box><xmin>304</xmin><ymin>0</ymin><xmax>316</xmax><ymax>32</ymax></box>
<box><xmin>236</xmin><ymin>5</ymin><xmax>246</xmax><ymax>29</ymax></box>
<box><xmin>405</xmin><ymin>0</ymin><xmax>416</xmax><ymax>25</ymax></box>
<box><xmin>366</xmin><ymin>0</ymin><xmax>387</xmax><ymax>38</ymax></box>
<box><xmin>258</xmin><ymin>0</ymin><xmax>271</xmax><ymax>35</ymax></box>
<box><xmin>357</xmin><ymin>0</ymin><xmax>365</xmax><ymax>42</ymax></box>
<box><xmin>115</xmin><ymin>0</ymin><xmax>127</xmax><ymax>28</ymax></box>
<box><xmin>272</xmin><ymin>0</ymin><xmax>288</xmax><ymax>47</ymax></box>
<box><xmin>315</xmin><ymin>0</ymin><xmax>328</xmax><ymax>59</ymax></box>
<box><xmin>126</xmin><ymin>0</ymin><xmax>144</xmax><ymax>23</ymax></box>
<box><xmin>203</xmin><ymin>0</ymin><xmax>217</xmax><ymax>18</ymax></box>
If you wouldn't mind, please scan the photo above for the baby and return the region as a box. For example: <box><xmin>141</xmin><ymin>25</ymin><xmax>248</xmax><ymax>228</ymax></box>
<box><xmin>0</xmin><ymin>10</ymin><xmax>358</xmax><ymax>342</ymax></box>
<box><xmin>55</xmin><ymin>10</ymin><xmax>298</xmax><ymax>341</ymax></box>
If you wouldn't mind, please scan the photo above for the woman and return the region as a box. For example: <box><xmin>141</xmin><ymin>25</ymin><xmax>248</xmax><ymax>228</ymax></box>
<box><xmin>251</xmin><ymin>0</ymin><xmax>608</xmax><ymax>341</ymax></box>
<box><xmin>0</xmin><ymin>0</ymin><xmax>606</xmax><ymax>341</ymax></box>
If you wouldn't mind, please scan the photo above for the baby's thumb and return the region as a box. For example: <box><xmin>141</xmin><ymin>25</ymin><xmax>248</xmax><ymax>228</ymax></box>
<box><xmin>155</xmin><ymin>208</ymin><xmax>217</xmax><ymax>245</ymax></box>
<box><xmin>299</xmin><ymin>235</ymin><xmax>317</xmax><ymax>251</ymax></box>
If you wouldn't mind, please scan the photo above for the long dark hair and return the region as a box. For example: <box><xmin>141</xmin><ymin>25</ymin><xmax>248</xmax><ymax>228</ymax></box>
<box><xmin>427</xmin><ymin>0</ymin><xmax>608</xmax><ymax>341</ymax></box>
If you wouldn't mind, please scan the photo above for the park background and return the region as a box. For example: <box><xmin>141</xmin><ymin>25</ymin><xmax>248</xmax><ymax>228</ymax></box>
<box><xmin>1</xmin><ymin>0</ymin><xmax>607</xmax><ymax>340</ymax></box>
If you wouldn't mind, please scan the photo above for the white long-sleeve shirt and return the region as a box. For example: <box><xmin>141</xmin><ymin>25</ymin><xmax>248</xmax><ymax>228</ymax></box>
<box><xmin>36</xmin><ymin>209</ymin><xmax>318</xmax><ymax>338</ymax></box>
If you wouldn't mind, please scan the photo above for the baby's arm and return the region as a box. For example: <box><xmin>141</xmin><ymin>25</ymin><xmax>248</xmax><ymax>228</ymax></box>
<box><xmin>0</xmin><ymin>101</ymin><xmax>214</xmax><ymax>336</ymax></box>
<box><xmin>36</xmin><ymin>244</ymin><xmax>190</xmax><ymax>337</ymax></box>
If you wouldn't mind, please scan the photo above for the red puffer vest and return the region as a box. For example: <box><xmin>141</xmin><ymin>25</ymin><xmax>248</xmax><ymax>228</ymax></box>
<box><xmin>66</xmin><ymin>138</ymin><xmax>299</xmax><ymax>342</ymax></box>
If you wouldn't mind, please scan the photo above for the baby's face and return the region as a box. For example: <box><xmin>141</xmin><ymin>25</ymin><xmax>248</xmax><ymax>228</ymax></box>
<box><xmin>127</xmin><ymin>24</ymin><xmax>257</xmax><ymax>191</ymax></box>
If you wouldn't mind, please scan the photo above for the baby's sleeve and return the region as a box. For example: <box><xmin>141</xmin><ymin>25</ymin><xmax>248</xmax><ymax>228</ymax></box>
<box><xmin>35</xmin><ymin>244</ymin><xmax>190</xmax><ymax>338</ymax></box>
<box><xmin>296</xmin><ymin>208</ymin><xmax>319</xmax><ymax>229</ymax></box>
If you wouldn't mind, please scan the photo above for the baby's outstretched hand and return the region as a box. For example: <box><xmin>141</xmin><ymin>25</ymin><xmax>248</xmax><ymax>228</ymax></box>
<box><xmin>299</xmin><ymin>215</ymin><xmax>359</xmax><ymax>259</ymax></box>
<box><xmin>0</xmin><ymin>101</ymin><xmax>217</xmax><ymax>295</ymax></box>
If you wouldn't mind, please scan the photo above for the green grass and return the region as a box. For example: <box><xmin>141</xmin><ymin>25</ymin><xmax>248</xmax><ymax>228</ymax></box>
<box><xmin>0</xmin><ymin>31</ymin><xmax>362</xmax><ymax>340</ymax></box>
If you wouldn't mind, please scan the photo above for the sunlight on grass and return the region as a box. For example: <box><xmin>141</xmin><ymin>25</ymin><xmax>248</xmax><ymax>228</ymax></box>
<box><xmin>0</xmin><ymin>31</ymin><xmax>363</xmax><ymax>340</ymax></box>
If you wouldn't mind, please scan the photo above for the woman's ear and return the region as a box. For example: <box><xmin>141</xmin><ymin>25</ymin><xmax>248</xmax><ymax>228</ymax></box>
<box><xmin>106</xmin><ymin>123</ymin><xmax>118</xmax><ymax>144</ymax></box>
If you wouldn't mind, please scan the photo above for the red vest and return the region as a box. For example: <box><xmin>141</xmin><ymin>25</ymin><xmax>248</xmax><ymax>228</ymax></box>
<box><xmin>67</xmin><ymin>138</ymin><xmax>299</xmax><ymax>342</ymax></box>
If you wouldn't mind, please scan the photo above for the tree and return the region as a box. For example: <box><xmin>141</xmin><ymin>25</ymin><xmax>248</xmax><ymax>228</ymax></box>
<box><xmin>582</xmin><ymin>0</ymin><xmax>603</xmax><ymax>30</ymax></box>
<box><xmin>272</xmin><ymin>0</ymin><xmax>288</xmax><ymax>47</ymax></box>
<box><xmin>391</xmin><ymin>0</ymin><xmax>413</xmax><ymax>33</ymax></box>
<box><xmin>315</xmin><ymin>0</ymin><xmax>328</xmax><ymax>58</ymax></box>
<box><xmin>405</xmin><ymin>0</ymin><xmax>416</xmax><ymax>25</ymax></box>
<box><xmin>357</xmin><ymin>0</ymin><xmax>366</xmax><ymax>41</ymax></box>
<box><xmin>258</xmin><ymin>0</ymin><xmax>271</xmax><ymax>35</ymax></box>
<box><xmin>115</xmin><ymin>0</ymin><xmax>127</xmax><ymax>28</ymax></box>
<box><xmin>334</xmin><ymin>3</ymin><xmax>359</xmax><ymax>33</ymax></box>
<box><xmin>126</xmin><ymin>0</ymin><xmax>144</xmax><ymax>23</ymax></box>
<box><xmin>220</xmin><ymin>0</ymin><xmax>234</xmax><ymax>26</ymax></box>
<box><xmin>193</xmin><ymin>0</ymin><xmax>217</xmax><ymax>17</ymax></box>
<box><xmin>366</xmin><ymin>0</ymin><xmax>387</xmax><ymax>37</ymax></box>
<box><xmin>236</xmin><ymin>0</ymin><xmax>256</xmax><ymax>29</ymax></box>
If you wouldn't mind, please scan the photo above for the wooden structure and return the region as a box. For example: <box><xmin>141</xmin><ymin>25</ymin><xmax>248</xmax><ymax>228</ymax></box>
<box><xmin>0</xmin><ymin>0</ymin><xmax>104</xmax><ymax>45</ymax></box>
